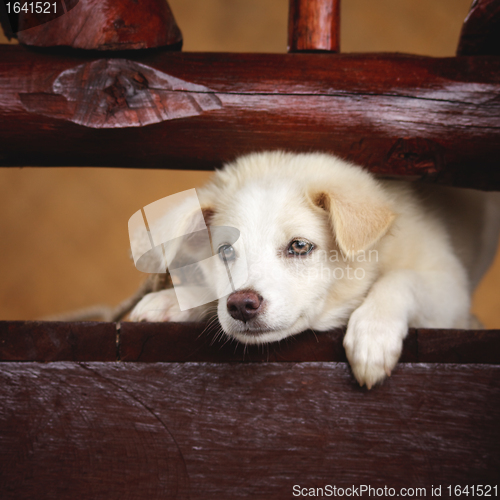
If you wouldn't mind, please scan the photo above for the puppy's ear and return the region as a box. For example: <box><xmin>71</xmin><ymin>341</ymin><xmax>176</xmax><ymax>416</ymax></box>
<box><xmin>310</xmin><ymin>189</ymin><xmax>395</xmax><ymax>256</ymax></box>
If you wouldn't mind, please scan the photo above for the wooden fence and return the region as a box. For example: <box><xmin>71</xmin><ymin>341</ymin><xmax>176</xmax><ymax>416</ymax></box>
<box><xmin>1</xmin><ymin>0</ymin><xmax>499</xmax><ymax>498</ymax></box>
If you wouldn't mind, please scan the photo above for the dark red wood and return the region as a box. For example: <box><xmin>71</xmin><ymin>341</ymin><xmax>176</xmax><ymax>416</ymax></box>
<box><xmin>0</xmin><ymin>46</ymin><xmax>499</xmax><ymax>189</ymax></box>
<box><xmin>288</xmin><ymin>0</ymin><xmax>340</xmax><ymax>52</ymax></box>
<box><xmin>417</xmin><ymin>328</ymin><xmax>500</xmax><ymax>363</ymax></box>
<box><xmin>17</xmin><ymin>0</ymin><xmax>182</xmax><ymax>50</ymax></box>
<box><xmin>1</xmin><ymin>320</ymin><xmax>499</xmax><ymax>363</ymax></box>
<box><xmin>0</xmin><ymin>321</ymin><xmax>117</xmax><ymax>361</ymax></box>
<box><xmin>120</xmin><ymin>323</ymin><xmax>500</xmax><ymax>364</ymax></box>
<box><xmin>457</xmin><ymin>0</ymin><xmax>500</xmax><ymax>56</ymax></box>
<box><xmin>0</xmin><ymin>362</ymin><xmax>499</xmax><ymax>499</ymax></box>
<box><xmin>119</xmin><ymin>322</ymin><xmax>363</xmax><ymax>363</ymax></box>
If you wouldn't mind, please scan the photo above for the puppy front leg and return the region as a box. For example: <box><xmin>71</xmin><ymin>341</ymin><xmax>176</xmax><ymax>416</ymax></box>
<box><xmin>129</xmin><ymin>288</ymin><xmax>212</xmax><ymax>322</ymax></box>
<box><xmin>343</xmin><ymin>268</ymin><xmax>469</xmax><ymax>389</ymax></box>
<box><xmin>343</xmin><ymin>274</ymin><xmax>409</xmax><ymax>389</ymax></box>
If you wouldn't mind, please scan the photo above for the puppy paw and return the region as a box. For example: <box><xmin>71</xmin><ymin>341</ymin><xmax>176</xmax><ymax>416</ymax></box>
<box><xmin>129</xmin><ymin>289</ymin><xmax>192</xmax><ymax>322</ymax></box>
<box><xmin>343</xmin><ymin>306</ymin><xmax>407</xmax><ymax>389</ymax></box>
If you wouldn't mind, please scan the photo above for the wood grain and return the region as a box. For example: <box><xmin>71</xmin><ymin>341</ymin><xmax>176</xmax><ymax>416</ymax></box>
<box><xmin>0</xmin><ymin>321</ymin><xmax>117</xmax><ymax>361</ymax></box>
<box><xmin>119</xmin><ymin>323</ymin><xmax>500</xmax><ymax>364</ymax></box>
<box><xmin>17</xmin><ymin>0</ymin><xmax>183</xmax><ymax>50</ymax></box>
<box><xmin>288</xmin><ymin>0</ymin><xmax>340</xmax><ymax>52</ymax></box>
<box><xmin>1</xmin><ymin>4</ymin><xmax>498</xmax><ymax>495</ymax></box>
<box><xmin>1</xmin><ymin>324</ymin><xmax>498</xmax><ymax>496</ymax></box>
<box><xmin>0</xmin><ymin>362</ymin><xmax>498</xmax><ymax>499</ymax></box>
<box><xmin>457</xmin><ymin>0</ymin><xmax>500</xmax><ymax>56</ymax></box>
<box><xmin>0</xmin><ymin>46</ymin><xmax>499</xmax><ymax>189</ymax></box>
<box><xmin>1</xmin><ymin>321</ymin><xmax>499</xmax><ymax>364</ymax></box>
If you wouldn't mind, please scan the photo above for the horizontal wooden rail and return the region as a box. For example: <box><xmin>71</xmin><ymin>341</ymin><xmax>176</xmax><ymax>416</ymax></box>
<box><xmin>0</xmin><ymin>46</ymin><xmax>499</xmax><ymax>189</ymax></box>
<box><xmin>1</xmin><ymin>363</ymin><xmax>499</xmax><ymax>497</ymax></box>
<box><xmin>1</xmin><ymin>322</ymin><xmax>499</xmax><ymax>498</ymax></box>
<box><xmin>1</xmin><ymin>320</ymin><xmax>499</xmax><ymax>364</ymax></box>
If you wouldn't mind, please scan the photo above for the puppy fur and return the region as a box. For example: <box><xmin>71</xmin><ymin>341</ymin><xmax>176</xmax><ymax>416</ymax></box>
<box><xmin>130</xmin><ymin>152</ymin><xmax>500</xmax><ymax>388</ymax></box>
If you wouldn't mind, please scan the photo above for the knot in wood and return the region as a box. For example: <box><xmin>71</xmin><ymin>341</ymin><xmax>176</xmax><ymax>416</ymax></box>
<box><xmin>385</xmin><ymin>138</ymin><xmax>443</xmax><ymax>174</ymax></box>
<box><xmin>103</xmin><ymin>71</ymin><xmax>149</xmax><ymax>115</ymax></box>
<box><xmin>21</xmin><ymin>59</ymin><xmax>222</xmax><ymax>129</ymax></box>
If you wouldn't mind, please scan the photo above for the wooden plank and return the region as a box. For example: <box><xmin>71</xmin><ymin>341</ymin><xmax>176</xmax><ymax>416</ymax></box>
<box><xmin>0</xmin><ymin>362</ymin><xmax>499</xmax><ymax>499</ymax></box>
<box><xmin>119</xmin><ymin>322</ymin><xmax>351</xmax><ymax>363</ymax></box>
<box><xmin>457</xmin><ymin>0</ymin><xmax>500</xmax><ymax>56</ymax></box>
<box><xmin>417</xmin><ymin>328</ymin><xmax>500</xmax><ymax>363</ymax></box>
<box><xmin>120</xmin><ymin>323</ymin><xmax>500</xmax><ymax>364</ymax></box>
<box><xmin>0</xmin><ymin>321</ymin><xmax>117</xmax><ymax>361</ymax></box>
<box><xmin>288</xmin><ymin>0</ymin><xmax>341</xmax><ymax>52</ymax></box>
<box><xmin>0</xmin><ymin>46</ymin><xmax>499</xmax><ymax>189</ymax></box>
<box><xmin>1</xmin><ymin>320</ymin><xmax>499</xmax><ymax>363</ymax></box>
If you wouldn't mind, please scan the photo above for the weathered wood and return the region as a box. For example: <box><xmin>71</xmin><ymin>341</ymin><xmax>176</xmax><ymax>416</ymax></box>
<box><xmin>0</xmin><ymin>46</ymin><xmax>499</xmax><ymax>189</ymax></box>
<box><xmin>119</xmin><ymin>322</ymin><xmax>390</xmax><ymax>363</ymax></box>
<box><xmin>1</xmin><ymin>324</ymin><xmax>498</xmax><ymax>495</ymax></box>
<box><xmin>288</xmin><ymin>0</ymin><xmax>340</xmax><ymax>52</ymax></box>
<box><xmin>16</xmin><ymin>0</ymin><xmax>182</xmax><ymax>50</ymax></box>
<box><xmin>1</xmin><ymin>320</ymin><xmax>499</xmax><ymax>363</ymax></box>
<box><xmin>0</xmin><ymin>362</ymin><xmax>498</xmax><ymax>499</ymax></box>
<box><xmin>417</xmin><ymin>328</ymin><xmax>500</xmax><ymax>363</ymax></box>
<box><xmin>119</xmin><ymin>323</ymin><xmax>500</xmax><ymax>364</ymax></box>
<box><xmin>457</xmin><ymin>0</ymin><xmax>500</xmax><ymax>56</ymax></box>
<box><xmin>0</xmin><ymin>321</ymin><xmax>117</xmax><ymax>361</ymax></box>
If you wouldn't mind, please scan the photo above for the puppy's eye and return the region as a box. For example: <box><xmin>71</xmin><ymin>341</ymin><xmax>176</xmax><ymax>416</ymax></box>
<box><xmin>218</xmin><ymin>244</ymin><xmax>236</xmax><ymax>262</ymax></box>
<box><xmin>288</xmin><ymin>239</ymin><xmax>314</xmax><ymax>256</ymax></box>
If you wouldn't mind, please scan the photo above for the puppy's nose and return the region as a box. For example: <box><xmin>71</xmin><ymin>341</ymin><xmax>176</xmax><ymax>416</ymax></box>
<box><xmin>227</xmin><ymin>290</ymin><xmax>263</xmax><ymax>323</ymax></box>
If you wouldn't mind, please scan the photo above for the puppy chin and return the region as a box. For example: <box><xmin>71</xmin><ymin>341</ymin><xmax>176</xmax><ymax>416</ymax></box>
<box><xmin>218</xmin><ymin>312</ymin><xmax>307</xmax><ymax>345</ymax></box>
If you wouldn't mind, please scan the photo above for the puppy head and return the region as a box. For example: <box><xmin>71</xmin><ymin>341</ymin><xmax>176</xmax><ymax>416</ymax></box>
<box><xmin>210</xmin><ymin>179</ymin><xmax>333</xmax><ymax>343</ymax></box>
<box><xmin>200</xmin><ymin>152</ymin><xmax>396</xmax><ymax>345</ymax></box>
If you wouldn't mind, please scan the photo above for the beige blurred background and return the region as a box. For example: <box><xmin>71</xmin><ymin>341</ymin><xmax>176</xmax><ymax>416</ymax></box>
<box><xmin>0</xmin><ymin>0</ymin><xmax>499</xmax><ymax>327</ymax></box>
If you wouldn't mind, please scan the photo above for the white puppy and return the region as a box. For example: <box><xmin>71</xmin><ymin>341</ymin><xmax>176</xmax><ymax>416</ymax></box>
<box><xmin>130</xmin><ymin>152</ymin><xmax>500</xmax><ymax>388</ymax></box>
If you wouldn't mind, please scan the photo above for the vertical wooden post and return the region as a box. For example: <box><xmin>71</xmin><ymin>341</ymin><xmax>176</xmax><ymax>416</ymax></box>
<box><xmin>457</xmin><ymin>0</ymin><xmax>500</xmax><ymax>56</ymax></box>
<box><xmin>288</xmin><ymin>0</ymin><xmax>340</xmax><ymax>52</ymax></box>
